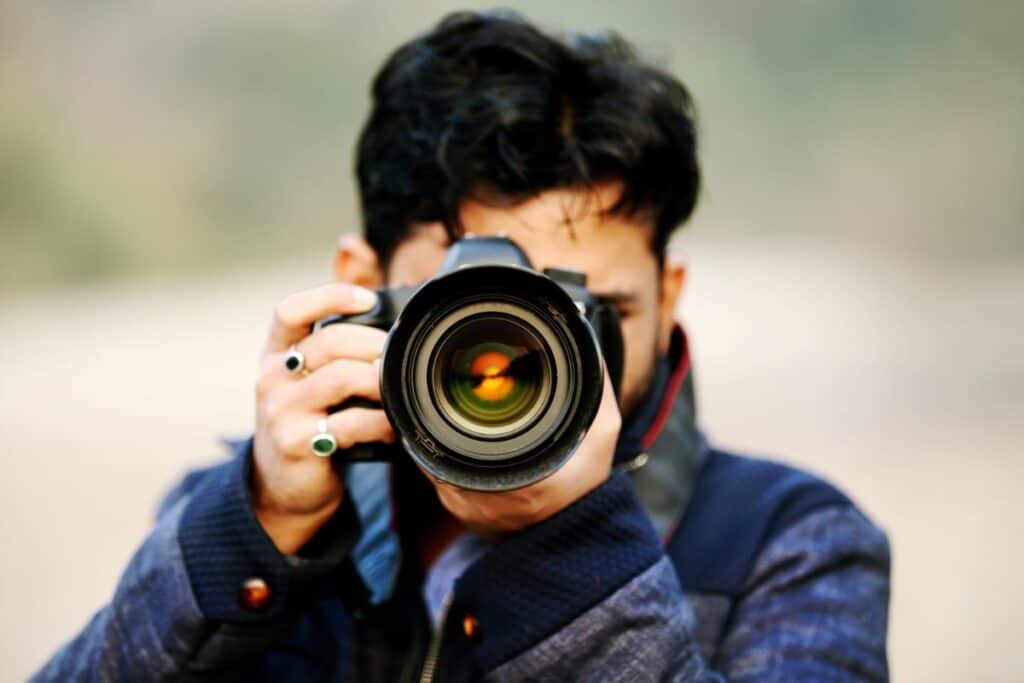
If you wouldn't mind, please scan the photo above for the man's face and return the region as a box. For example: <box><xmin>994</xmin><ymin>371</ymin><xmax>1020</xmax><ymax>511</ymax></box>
<box><xmin>379</xmin><ymin>182</ymin><xmax>685</xmax><ymax>417</ymax></box>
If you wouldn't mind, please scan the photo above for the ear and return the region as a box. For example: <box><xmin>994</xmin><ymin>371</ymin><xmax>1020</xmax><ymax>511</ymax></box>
<box><xmin>333</xmin><ymin>234</ymin><xmax>383</xmax><ymax>288</ymax></box>
<box><xmin>656</xmin><ymin>255</ymin><xmax>686</xmax><ymax>354</ymax></box>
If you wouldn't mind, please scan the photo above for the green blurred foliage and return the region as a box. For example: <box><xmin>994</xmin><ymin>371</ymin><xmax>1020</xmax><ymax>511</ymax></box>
<box><xmin>1</xmin><ymin>0</ymin><xmax>1021</xmax><ymax>294</ymax></box>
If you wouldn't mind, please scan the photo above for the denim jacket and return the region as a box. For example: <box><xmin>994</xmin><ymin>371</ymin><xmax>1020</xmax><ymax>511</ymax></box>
<box><xmin>33</xmin><ymin>328</ymin><xmax>890</xmax><ymax>681</ymax></box>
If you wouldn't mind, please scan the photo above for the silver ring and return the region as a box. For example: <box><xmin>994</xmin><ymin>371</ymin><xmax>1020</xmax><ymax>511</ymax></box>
<box><xmin>284</xmin><ymin>344</ymin><xmax>306</xmax><ymax>375</ymax></box>
<box><xmin>310</xmin><ymin>417</ymin><xmax>337</xmax><ymax>457</ymax></box>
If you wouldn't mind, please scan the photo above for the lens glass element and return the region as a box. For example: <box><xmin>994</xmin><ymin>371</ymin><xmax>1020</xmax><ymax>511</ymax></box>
<box><xmin>435</xmin><ymin>316</ymin><xmax>549</xmax><ymax>435</ymax></box>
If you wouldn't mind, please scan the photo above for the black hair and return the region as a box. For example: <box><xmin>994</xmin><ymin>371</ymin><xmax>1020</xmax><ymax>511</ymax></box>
<box><xmin>356</xmin><ymin>10</ymin><xmax>701</xmax><ymax>268</ymax></box>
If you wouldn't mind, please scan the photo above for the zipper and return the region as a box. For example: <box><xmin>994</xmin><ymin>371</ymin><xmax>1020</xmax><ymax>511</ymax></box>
<box><xmin>618</xmin><ymin>451</ymin><xmax>649</xmax><ymax>473</ymax></box>
<box><xmin>418</xmin><ymin>593</ymin><xmax>453</xmax><ymax>683</ymax></box>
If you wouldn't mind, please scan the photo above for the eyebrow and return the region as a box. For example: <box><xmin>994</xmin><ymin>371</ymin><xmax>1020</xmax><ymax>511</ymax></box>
<box><xmin>593</xmin><ymin>289</ymin><xmax>638</xmax><ymax>305</ymax></box>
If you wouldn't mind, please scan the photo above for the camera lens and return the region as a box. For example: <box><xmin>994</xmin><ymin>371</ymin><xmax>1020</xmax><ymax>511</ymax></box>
<box><xmin>434</xmin><ymin>316</ymin><xmax>550</xmax><ymax>437</ymax></box>
<box><xmin>407</xmin><ymin>298</ymin><xmax>572</xmax><ymax>467</ymax></box>
<box><xmin>379</xmin><ymin>262</ymin><xmax>604</xmax><ymax>491</ymax></box>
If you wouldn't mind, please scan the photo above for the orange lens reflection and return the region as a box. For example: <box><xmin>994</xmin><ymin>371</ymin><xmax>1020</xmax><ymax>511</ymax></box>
<box><xmin>469</xmin><ymin>351</ymin><xmax>515</xmax><ymax>401</ymax></box>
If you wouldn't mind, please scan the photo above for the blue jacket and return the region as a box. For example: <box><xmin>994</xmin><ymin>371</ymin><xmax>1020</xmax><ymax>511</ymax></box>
<box><xmin>34</xmin><ymin>328</ymin><xmax>890</xmax><ymax>681</ymax></box>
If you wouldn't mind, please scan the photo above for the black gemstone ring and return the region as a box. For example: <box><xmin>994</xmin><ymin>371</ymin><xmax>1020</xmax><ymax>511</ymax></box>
<box><xmin>284</xmin><ymin>345</ymin><xmax>306</xmax><ymax>375</ymax></box>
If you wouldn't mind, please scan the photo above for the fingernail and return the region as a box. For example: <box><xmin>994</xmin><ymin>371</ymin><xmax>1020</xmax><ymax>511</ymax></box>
<box><xmin>353</xmin><ymin>286</ymin><xmax>377</xmax><ymax>310</ymax></box>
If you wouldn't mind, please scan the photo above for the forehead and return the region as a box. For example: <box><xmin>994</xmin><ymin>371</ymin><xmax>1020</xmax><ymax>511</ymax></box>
<box><xmin>387</xmin><ymin>182</ymin><xmax>658</xmax><ymax>293</ymax></box>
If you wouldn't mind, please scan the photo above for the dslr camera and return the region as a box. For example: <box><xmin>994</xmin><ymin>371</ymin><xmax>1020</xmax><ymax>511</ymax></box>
<box><xmin>315</xmin><ymin>235</ymin><xmax>623</xmax><ymax>491</ymax></box>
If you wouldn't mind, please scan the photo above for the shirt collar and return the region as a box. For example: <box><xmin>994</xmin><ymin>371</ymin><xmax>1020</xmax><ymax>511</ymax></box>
<box><xmin>614</xmin><ymin>325</ymin><xmax>705</xmax><ymax>538</ymax></box>
<box><xmin>614</xmin><ymin>324</ymin><xmax>695</xmax><ymax>465</ymax></box>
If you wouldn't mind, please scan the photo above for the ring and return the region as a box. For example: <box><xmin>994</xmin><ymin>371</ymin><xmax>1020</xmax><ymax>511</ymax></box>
<box><xmin>284</xmin><ymin>344</ymin><xmax>306</xmax><ymax>375</ymax></box>
<box><xmin>310</xmin><ymin>418</ymin><xmax>337</xmax><ymax>457</ymax></box>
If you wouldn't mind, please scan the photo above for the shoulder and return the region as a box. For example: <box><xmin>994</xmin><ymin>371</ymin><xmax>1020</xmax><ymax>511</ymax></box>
<box><xmin>666</xmin><ymin>447</ymin><xmax>888</xmax><ymax>595</ymax></box>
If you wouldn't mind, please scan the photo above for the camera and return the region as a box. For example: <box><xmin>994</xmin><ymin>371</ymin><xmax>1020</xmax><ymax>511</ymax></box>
<box><xmin>314</xmin><ymin>235</ymin><xmax>624</xmax><ymax>491</ymax></box>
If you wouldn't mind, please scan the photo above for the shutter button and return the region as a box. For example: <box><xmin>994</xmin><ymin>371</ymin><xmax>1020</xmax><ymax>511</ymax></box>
<box><xmin>240</xmin><ymin>577</ymin><xmax>271</xmax><ymax>610</ymax></box>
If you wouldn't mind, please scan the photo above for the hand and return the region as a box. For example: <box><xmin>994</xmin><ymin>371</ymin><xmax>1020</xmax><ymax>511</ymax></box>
<box><xmin>423</xmin><ymin>370</ymin><xmax>622</xmax><ymax>538</ymax></box>
<box><xmin>252</xmin><ymin>282</ymin><xmax>395</xmax><ymax>554</ymax></box>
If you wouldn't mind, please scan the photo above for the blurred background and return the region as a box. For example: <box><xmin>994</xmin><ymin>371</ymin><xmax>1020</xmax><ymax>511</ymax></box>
<box><xmin>1</xmin><ymin>1</ymin><xmax>1021</xmax><ymax>680</ymax></box>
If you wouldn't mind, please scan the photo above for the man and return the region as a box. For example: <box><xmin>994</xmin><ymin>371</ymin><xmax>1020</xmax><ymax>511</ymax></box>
<box><xmin>35</xmin><ymin>10</ymin><xmax>889</xmax><ymax>682</ymax></box>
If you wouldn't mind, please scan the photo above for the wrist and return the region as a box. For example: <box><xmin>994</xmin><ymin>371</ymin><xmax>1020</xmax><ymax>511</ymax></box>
<box><xmin>254</xmin><ymin>495</ymin><xmax>342</xmax><ymax>555</ymax></box>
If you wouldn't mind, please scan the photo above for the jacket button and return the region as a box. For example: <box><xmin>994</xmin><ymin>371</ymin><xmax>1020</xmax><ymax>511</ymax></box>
<box><xmin>462</xmin><ymin>614</ymin><xmax>479</xmax><ymax>638</ymax></box>
<box><xmin>240</xmin><ymin>577</ymin><xmax>271</xmax><ymax>610</ymax></box>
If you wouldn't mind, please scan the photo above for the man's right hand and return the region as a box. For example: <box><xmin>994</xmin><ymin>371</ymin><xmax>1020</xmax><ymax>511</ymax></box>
<box><xmin>252</xmin><ymin>282</ymin><xmax>395</xmax><ymax>554</ymax></box>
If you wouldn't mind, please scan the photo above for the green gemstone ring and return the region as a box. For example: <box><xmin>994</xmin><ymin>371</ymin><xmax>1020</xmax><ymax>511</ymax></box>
<box><xmin>310</xmin><ymin>418</ymin><xmax>337</xmax><ymax>458</ymax></box>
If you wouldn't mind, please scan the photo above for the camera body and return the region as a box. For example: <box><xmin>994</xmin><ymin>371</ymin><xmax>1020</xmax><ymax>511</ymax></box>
<box><xmin>315</xmin><ymin>235</ymin><xmax>623</xmax><ymax>491</ymax></box>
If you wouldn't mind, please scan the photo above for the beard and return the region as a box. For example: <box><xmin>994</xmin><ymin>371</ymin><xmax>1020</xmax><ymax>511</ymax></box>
<box><xmin>617</xmin><ymin>321</ymin><xmax>662</xmax><ymax>421</ymax></box>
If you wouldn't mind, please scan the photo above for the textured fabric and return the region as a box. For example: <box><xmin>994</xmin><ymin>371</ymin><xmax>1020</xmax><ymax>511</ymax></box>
<box><xmin>232</xmin><ymin>590</ymin><xmax>355</xmax><ymax>682</ymax></box>
<box><xmin>686</xmin><ymin>592</ymin><xmax>734</xmax><ymax>662</ymax></box>
<box><xmin>667</xmin><ymin>448</ymin><xmax>851</xmax><ymax>594</ymax></box>
<box><xmin>31</xmin><ymin>498</ymin><xmax>207</xmax><ymax>682</ymax></box>
<box><xmin>622</xmin><ymin>326</ymin><xmax>703</xmax><ymax>538</ymax></box>
<box><xmin>487</xmin><ymin>556</ymin><xmax>722</xmax><ymax>682</ymax></box>
<box><xmin>452</xmin><ymin>470</ymin><xmax>664</xmax><ymax>672</ymax></box>
<box><xmin>32</xmin><ymin>327</ymin><xmax>891</xmax><ymax>681</ymax></box>
<box><xmin>485</xmin><ymin>504</ymin><xmax>890</xmax><ymax>682</ymax></box>
<box><xmin>423</xmin><ymin>532</ymin><xmax>490</xmax><ymax>630</ymax></box>
<box><xmin>177</xmin><ymin>449</ymin><xmax>295</xmax><ymax>622</ymax></box>
<box><xmin>627</xmin><ymin>372</ymin><xmax>702</xmax><ymax>538</ymax></box>
<box><xmin>177</xmin><ymin>439</ymin><xmax>362</xmax><ymax>623</ymax></box>
<box><xmin>344</xmin><ymin>461</ymin><xmax>401</xmax><ymax>604</ymax></box>
<box><xmin>715</xmin><ymin>506</ymin><xmax>891</xmax><ymax>681</ymax></box>
<box><xmin>614</xmin><ymin>350</ymin><xmax>670</xmax><ymax>464</ymax></box>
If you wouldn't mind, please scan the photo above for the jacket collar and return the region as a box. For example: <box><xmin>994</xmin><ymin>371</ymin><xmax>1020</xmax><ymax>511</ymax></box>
<box><xmin>616</xmin><ymin>325</ymin><xmax>705</xmax><ymax>538</ymax></box>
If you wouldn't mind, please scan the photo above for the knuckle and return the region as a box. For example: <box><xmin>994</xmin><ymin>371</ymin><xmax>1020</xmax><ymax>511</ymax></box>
<box><xmin>374</xmin><ymin>414</ymin><xmax>395</xmax><ymax>440</ymax></box>
<box><xmin>325</xmin><ymin>324</ymin><xmax>358</xmax><ymax>350</ymax></box>
<box><xmin>334</xmin><ymin>432</ymin><xmax>355</xmax><ymax>451</ymax></box>
<box><xmin>280</xmin><ymin>423</ymin><xmax>310</xmax><ymax>460</ymax></box>
<box><xmin>310</xmin><ymin>326</ymin><xmax>344</xmax><ymax>360</ymax></box>
<box><xmin>268</xmin><ymin>425</ymin><xmax>291</xmax><ymax>456</ymax></box>
<box><xmin>328</xmin><ymin>419</ymin><xmax>355</xmax><ymax>451</ymax></box>
<box><xmin>281</xmin><ymin>439</ymin><xmax>306</xmax><ymax>462</ymax></box>
<box><xmin>333</xmin><ymin>283</ymin><xmax>361</xmax><ymax>308</ymax></box>
<box><xmin>273</xmin><ymin>298</ymin><xmax>300</xmax><ymax>329</ymax></box>
<box><xmin>262</xmin><ymin>395</ymin><xmax>288</xmax><ymax>424</ymax></box>
<box><xmin>261</xmin><ymin>352</ymin><xmax>285</xmax><ymax>372</ymax></box>
<box><xmin>255</xmin><ymin>366</ymin><xmax>277</xmax><ymax>398</ymax></box>
<box><xmin>324</xmin><ymin>364</ymin><xmax>353</xmax><ymax>396</ymax></box>
<box><xmin>332</xmin><ymin>283</ymin><xmax>353</xmax><ymax>305</ymax></box>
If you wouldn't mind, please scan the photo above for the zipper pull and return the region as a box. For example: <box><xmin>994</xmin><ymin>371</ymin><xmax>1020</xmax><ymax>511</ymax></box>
<box><xmin>419</xmin><ymin>593</ymin><xmax>454</xmax><ymax>683</ymax></box>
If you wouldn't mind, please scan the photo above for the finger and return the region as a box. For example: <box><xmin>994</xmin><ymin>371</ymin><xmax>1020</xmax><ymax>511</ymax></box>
<box><xmin>326</xmin><ymin>408</ymin><xmax>395</xmax><ymax>450</ymax></box>
<box><xmin>276</xmin><ymin>408</ymin><xmax>394</xmax><ymax>456</ymax></box>
<box><xmin>291</xmin><ymin>358</ymin><xmax>382</xmax><ymax>410</ymax></box>
<box><xmin>266</xmin><ymin>282</ymin><xmax>378</xmax><ymax>353</ymax></box>
<box><xmin>286</xmin><ymin>323</ymin><xmax>388</xmax><ymax>372</ymax></box>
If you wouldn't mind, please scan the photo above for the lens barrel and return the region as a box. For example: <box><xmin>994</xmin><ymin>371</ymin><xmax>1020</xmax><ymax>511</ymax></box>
<box><xmin>379</xmin><ymin>264</ymin><xmax>603</xmax><ymax>491</ymax></box>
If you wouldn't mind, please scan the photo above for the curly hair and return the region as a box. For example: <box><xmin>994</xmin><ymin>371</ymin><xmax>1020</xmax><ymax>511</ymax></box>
<box><xmin>356</xmin><ymin>10</ymin><xmax>701</xmax><ymax>268</ymax></box>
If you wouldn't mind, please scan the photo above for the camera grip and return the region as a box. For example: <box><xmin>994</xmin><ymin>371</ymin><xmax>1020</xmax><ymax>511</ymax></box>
<box><xmin>312</xmin><ymin>308</ymin><xmax>387</xmax><ymax>333</ymax></box>
<box><xmin>311</xmin><ymin>296</ymin><xmax>402</xmax><ymax>465</ymax></box>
